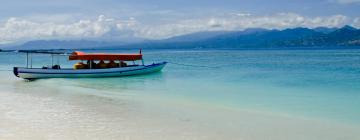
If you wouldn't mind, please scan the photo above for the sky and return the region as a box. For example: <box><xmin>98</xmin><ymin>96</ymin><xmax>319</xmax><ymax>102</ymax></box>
<box><xmin>0</xmin><ymin>0</ymin><xmax>359</xmax><ymax>44</ymax></box>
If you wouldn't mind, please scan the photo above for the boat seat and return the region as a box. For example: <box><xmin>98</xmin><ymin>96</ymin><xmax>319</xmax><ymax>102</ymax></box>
<box><xmin>97</xmin><ymin>60</ymin><xmax>107</xmax><ymax>69</ymax></box>
<box><xmin>74</xmin><ymin>62</ymin><xmax>86</xmax><ymax>69</ymax></box>
<box><xmin>52</xmin><ymin>65</ymin><xmax>61</xmax><ymax>69</ymax></box>
<box><xmin>107</xmin><ymin>60</ymin><xmax>117</xmax><ymax>68</ymax></box>
<box><xmin>120</xmin><ymin>61</ymin><xmax>127</xmax><ymax>67</ymax></box>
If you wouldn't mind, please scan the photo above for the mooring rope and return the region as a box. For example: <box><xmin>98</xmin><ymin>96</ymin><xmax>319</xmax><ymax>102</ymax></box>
<box><xmin>167</xmin><ymin>62</ymin><xmax>219</xmax><ymax>69</ymax></box>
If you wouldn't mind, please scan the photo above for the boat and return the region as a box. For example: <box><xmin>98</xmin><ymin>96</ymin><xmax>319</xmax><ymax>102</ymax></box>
<box><xmin>13</xmin><ymin>50</ymin><xmax>167</xmax><ymax>79</ymax></box>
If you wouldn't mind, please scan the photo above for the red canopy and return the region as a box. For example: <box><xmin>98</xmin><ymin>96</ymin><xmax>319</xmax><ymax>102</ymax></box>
<box><xmin>69</xmin><ymin>51</ymin><xmax>143</xmax><ymax>61</ymax></box>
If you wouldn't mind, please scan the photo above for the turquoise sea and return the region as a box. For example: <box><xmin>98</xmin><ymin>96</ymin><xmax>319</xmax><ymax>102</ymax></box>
<box><xmin>0</xmin><ymin>49</ymin><xmax>359</xmax><ymax>139</ymax></box>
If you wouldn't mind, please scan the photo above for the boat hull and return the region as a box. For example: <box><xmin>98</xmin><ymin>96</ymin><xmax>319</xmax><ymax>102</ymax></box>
<box><xmin>14</xmin><ymin>62</ymin><xmax>167</xmax><ymax>79</ymax></box>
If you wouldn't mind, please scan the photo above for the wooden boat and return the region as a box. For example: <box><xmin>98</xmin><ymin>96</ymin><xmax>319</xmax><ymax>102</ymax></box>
<box><xmin>13</xmin><ymin>50</ymin><xmax>166</xmax><ymax>79</ymax></box>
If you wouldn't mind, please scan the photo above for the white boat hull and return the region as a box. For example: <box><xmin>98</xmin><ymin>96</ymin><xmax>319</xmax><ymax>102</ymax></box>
<box><xmin>14</xmin><ymin>62</ymin><xmax>167</xmax><ymax>79</ymax></box>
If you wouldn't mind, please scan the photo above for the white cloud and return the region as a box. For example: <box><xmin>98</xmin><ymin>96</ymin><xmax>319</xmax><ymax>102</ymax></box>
<box><xmin>0</xmin><ymin>15</ymin><xmax>137</xmax><ymax>44</ymax></box>
<box><xmin>352</xmin><ymin>18</ymin><xmax>360</xmax><ymax>28</ymax></box>
<box><xmin>233</xmin><ymin>13</ymin><xmax>252</xmax><ymax>17</ymax></box>
<box><xmin>0</xmin><ymin>13</ymin><xmax>356</xmax><ymax>44</ymax></box>
<box><xmin>135</xmin><ymin>13</ymin><xmax>350</xmax><ymax>39</ymax></box>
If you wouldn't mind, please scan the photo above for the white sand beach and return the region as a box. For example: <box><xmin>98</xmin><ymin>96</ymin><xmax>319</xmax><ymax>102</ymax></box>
<box><xmin>0</xmin><ymin>74</ymin><xmax>359</xmax><ymax>140</ymax></box>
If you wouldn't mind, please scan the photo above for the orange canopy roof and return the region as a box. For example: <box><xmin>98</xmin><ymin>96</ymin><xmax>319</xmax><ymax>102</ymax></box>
<box><xmin>69</xmin><ymin>51</ymin><xmax>143</xmax><ymax>61</ymax></box>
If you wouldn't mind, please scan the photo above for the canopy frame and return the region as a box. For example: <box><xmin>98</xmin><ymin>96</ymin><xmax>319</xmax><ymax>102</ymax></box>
<box><xmin>17</xmin><ymin>50</ymin><xmax>68</xmax><ymax>68</ymax></box>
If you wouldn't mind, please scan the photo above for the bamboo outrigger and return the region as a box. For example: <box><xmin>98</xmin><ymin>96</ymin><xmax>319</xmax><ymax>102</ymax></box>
<box><xmin>13</xmin><ymin>50</ymin><xmax>167</xmax><ymax>79</ymax></box>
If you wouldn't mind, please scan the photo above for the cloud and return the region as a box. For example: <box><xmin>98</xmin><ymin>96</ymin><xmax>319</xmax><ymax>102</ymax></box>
<box><xmin>233</xmin><ymin>13</ymin><xmax>252</xmax><ymax>17</ymax></box>
<box><xmin>0</xmin><ymin>13</ymin><xmax>356</xmax><ymax>44</ymax></box>
<box><xmin>353</xmin><ymin>18</ymin><xmax>360</xmax><ymax>27</ymax></box>
<box><xmin>0</xmin><ymin>15</ymin><xmax>137</xmax><ymax>44</ymax></box>
<box><xmin>135</xmin><ymin>13</ymin><xmax>350</xmax><ymax>39</ymax></box>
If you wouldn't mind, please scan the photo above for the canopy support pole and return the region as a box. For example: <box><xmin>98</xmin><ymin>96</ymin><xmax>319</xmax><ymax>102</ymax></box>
<box><xmin>30</xmin><ymin>53</ymin><xmax>32</xmax><ymax>68</ymax></box>
<box><xmin>51</xmin><ymin>54</ymin><xmax>54</xmax><ymax>67</ymax></box>
<box><xmin>89</xmin><ymin>60</ymin><xmax>92</xmax><ymax>69</ymax></box>
<box><xmin>57</xmin><ymin>55</ymin><xmax>60</xmax><ymax>66</ymax></box>
<box><xmin>26</xmin><ymin>52</ymin><xmax>29</xmax><ymax>68</ymax></box>
<box><xmin>140</xmin><ymin>49</ymin><xmax>144</xmax><ymax>66</ymax></box>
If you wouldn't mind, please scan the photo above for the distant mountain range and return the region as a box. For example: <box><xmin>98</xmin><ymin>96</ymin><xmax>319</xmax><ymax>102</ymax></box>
<box><xmin>133</xmin><ymin>25</ymin><xmax>360</xmax><ymax>49</ymax></box>
<box><xmin>2</xmin><ymin>25</ymin><xmax>360</xmax><ymax>50</ymax></box>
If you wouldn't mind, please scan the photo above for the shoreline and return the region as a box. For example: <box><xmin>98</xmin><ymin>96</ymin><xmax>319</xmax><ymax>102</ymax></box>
<box><xmin>1</xmin><ymin>77</ymin><xmax>359</xmax><ymax>140</ymax></box>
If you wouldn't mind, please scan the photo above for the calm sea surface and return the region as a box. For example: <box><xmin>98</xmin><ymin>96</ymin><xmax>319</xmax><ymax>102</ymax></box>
<box><xmin>0</xmin><ymin>49</ymin><xmax>360</xmax><ymax>139</ymax></box>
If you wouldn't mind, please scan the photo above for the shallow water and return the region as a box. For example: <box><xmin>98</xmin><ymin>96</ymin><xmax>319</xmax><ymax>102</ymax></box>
<box><xmin>0</xmin><ymin>49</ymin><xmax>360</xmax><ymax>139</ymax></box>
